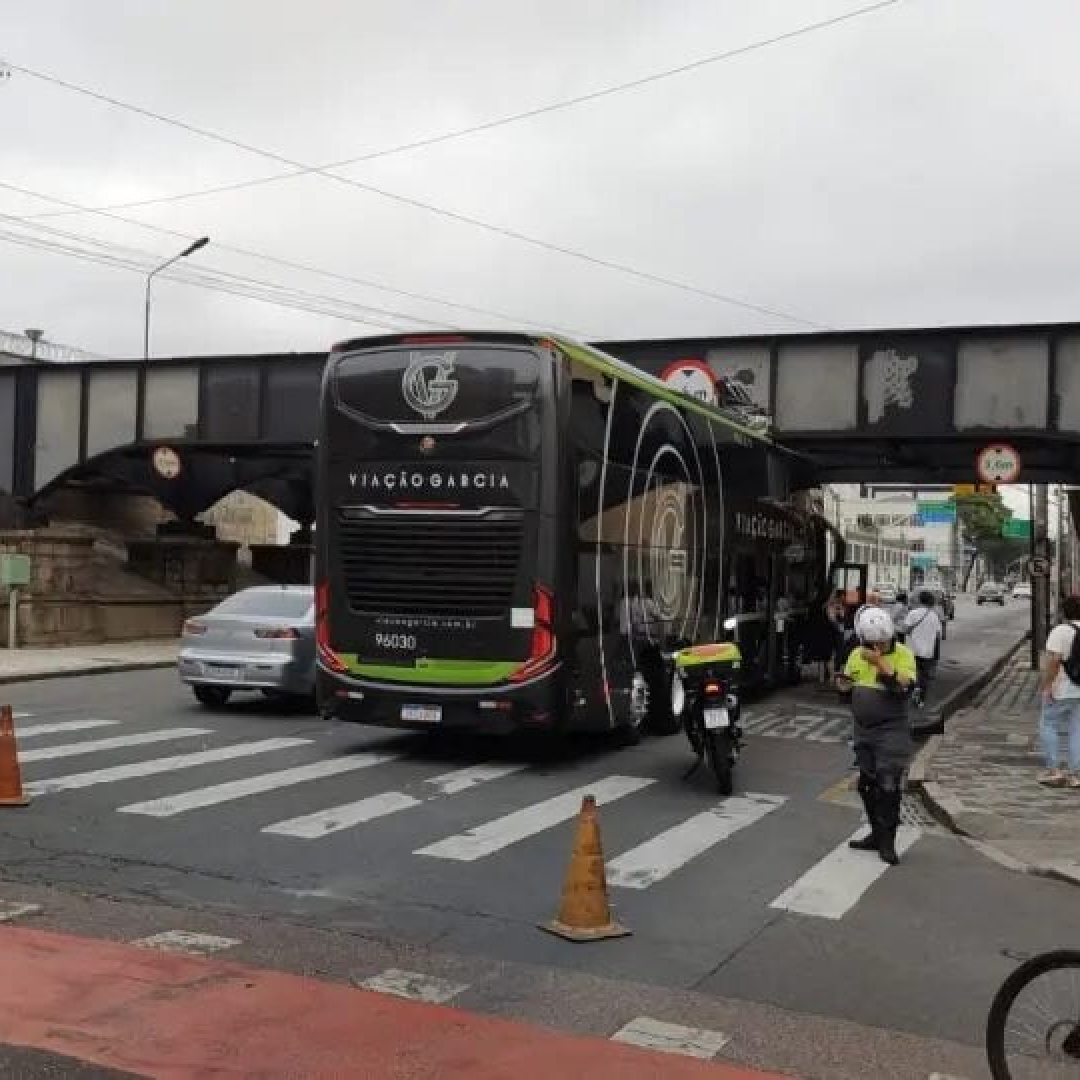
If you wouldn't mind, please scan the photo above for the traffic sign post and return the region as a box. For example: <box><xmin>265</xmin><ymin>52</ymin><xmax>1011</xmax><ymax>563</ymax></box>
<box><xmin>976</xmin><ymin>443</ymin><xmax>1021</xmax><ymax>484</ymax></box>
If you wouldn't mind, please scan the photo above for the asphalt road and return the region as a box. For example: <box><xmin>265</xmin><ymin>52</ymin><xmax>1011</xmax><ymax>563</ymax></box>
<box><xmin>0</xmin><ymin>595</ymin><xmax>1071</xmax><ymax>1079</ymax></box>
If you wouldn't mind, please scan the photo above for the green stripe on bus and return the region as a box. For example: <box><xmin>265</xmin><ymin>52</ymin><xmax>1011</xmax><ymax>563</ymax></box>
<box><xmin>339</xmin><ymin>655</ymin><xmax>520</xmax><ymax>686</ymax></box>
<box><xmin>550</xmin><ymin>335</ymin><xmax>769</xmax><ymax>444</ymax></box>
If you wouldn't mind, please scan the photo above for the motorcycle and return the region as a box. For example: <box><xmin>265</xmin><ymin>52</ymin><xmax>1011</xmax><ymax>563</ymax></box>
<box><xmin>669</xmin><ymin>642</ymin><xmax>744</xmax><ymax>794</ymax></box>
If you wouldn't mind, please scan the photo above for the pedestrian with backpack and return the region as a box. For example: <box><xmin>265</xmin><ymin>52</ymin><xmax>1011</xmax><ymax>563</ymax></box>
<box><xmin>903</xmin><ymin>590</ymin><xmax>943</xmax><ymax>708</ymax></box>
<box><xmin>1039</xmin><ymin>594</ymin><xmax>1080</xmax><ymax>788</ymax></box>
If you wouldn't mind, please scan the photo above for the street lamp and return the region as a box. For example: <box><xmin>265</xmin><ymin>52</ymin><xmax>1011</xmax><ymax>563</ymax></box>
<box><xmin>143</xmin><ymin>236</ymin><xmax>209</xmax><ymax>361</ymax></box>
<box><xmin>23</xmin><ymin>328</ymin><xmax>43</xmax><ymax>361</ymax></box>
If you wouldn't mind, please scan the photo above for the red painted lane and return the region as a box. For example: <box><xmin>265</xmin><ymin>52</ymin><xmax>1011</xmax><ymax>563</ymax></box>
<box><xmin>0</xmin><ymin>927</ymin><xmax>794</xmax><ymax>1079</ymax></box>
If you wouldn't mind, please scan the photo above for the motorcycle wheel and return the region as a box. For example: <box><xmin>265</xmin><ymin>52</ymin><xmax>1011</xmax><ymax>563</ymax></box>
<box><xmin>705</xmin><ymin>730</ymin><xmax>735</xmax><ymax>795</ymax></box>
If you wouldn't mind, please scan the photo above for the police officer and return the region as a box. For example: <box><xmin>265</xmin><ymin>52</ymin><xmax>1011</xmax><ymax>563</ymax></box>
<box><xmin>836</xmin><ymin>605</ymin><xmax>917</xmax><ymax>865</ymax></box>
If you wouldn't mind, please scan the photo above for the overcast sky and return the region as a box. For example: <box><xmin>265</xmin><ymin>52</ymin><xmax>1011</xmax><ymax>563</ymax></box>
<box><xmin>2</xmin><ymin>0</ymin><xmax>1080</xmax><ymax>362</ymax></box>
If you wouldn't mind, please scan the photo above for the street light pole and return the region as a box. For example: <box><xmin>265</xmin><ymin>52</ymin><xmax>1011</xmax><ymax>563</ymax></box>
<box><xmin>143</xmin><ymin>237</ymin><xmax>209</xmax><ymax>361</ymax></box>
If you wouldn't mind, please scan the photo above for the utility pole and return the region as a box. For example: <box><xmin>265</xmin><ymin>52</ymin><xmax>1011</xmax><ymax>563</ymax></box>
<box><xmin>1031</xmin><ymin>484</ymin><xmax>1050</xmax><ymax>669</ymax></box>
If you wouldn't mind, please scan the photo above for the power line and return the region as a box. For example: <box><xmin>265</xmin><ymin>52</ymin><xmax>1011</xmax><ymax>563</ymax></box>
<box><xmin>0</xmin><ymin>213</ymin><xmax>452</xmax><ymax>329</ymax></box>
<box><xmin>0</xmin><ymin>216</ymin><xmax>456</xmax><ymax>334</ymax></box>
<box><xmin>1</xmin><ymin>20</ymin><xmax>874</xmax><ymax>329</ymax></box>
<box><xmin>0</xmin><ymin>179</ymin><xmax>571</xmax><ymax>334</ymax></box>
<box><xmin>22</xmin><ymin>1</ymin><xmax>903</xmax><ymax>224</ymax></box>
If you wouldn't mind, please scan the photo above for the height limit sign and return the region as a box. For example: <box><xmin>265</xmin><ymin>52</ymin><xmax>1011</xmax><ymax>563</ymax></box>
<box><xmin>976</xmin><ymin>443</ymin><xmax>1021</xmax><ymax>485</ymax></box>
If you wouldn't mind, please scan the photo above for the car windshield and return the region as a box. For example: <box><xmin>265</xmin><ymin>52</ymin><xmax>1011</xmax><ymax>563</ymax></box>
<box><xmin>213</xmin><ymin>589</ymin><xmax>313</xmax><ymax>618</ymax></box>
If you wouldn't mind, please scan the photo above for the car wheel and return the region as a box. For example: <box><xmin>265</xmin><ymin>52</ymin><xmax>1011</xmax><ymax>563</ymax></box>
<box><xmin>194</xmin><ymin>685</ymin><xmax>232</xmax><ymax>708</ymax></box>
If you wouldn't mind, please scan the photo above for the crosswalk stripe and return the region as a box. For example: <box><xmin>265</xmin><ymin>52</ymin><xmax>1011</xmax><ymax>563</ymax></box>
<box><xmin>611</xmin><ymin>1016</ymin><xmax>730</xmax><ymax>1059</ymax></box>
<box><xmin>769</xmin><ymin>826</ymin><xmax>922</xmax><ymax>919</ymax></box>
<box><xmin>359</xmin><ymin>968</ymin><xmax>469</xmax><ymax>1005</ymax></box>
<box><xmin>25</xmin><ymin>737</ymin><xmax>310</xmax><ymax>796</ymax></box>
<box><xmin>117</xmin><ymin>752</ymin><xmax>400</xmax><ymax>817</ymax></box>
<box><xmin>607</xmin><ymin>793</ymin><xmax>788</xmax><ymax>889</ymax></box>
<box><xmin>415</xmin><ymin>775</ymin><xmax>656</xmax><ymax>862</ymax></box>
<box><xmin>20</xmin><ymin>728</ymin><xmax>210</xmax><ymax>763</ymax></box>
<box><xmin>425</xmin><ymin>763</ymin><xmax>528</xmax><ymax>795</ymax></box>
<box><xmin>263</xmin><ymin>762</ymin><xmax>524</xmax><ymax>839</ymax></box>
<box><xmin>132</xmin><ymin>931</ymin><xmax>241</xmax><ymax>955</ymax></box>
<box><xmin>16</xmin><ymin>719</ymin><xmax>118</xmax><ymax>739</ymax></box>
<box><xmin>264</xmin><ymin>791</ymin><xmax>422</xmax><ymax>838</ymax></box>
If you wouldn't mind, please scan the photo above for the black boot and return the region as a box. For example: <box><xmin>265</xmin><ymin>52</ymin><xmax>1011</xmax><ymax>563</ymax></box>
<box><xmin>876</xmin><ymin>789</ymin><xmax>902</xmax><ymax>865</ymax></box>
<box><xmin>849</xmin><ymin>776</ymin><xmax>879</xmax><ymax>851</ymax></box>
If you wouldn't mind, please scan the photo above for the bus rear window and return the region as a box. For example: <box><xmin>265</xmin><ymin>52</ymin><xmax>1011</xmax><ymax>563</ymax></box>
<box><xmin>333</xmin><ymin>346</ymin><xmax>542</xmax><ymax>428</ymax></box>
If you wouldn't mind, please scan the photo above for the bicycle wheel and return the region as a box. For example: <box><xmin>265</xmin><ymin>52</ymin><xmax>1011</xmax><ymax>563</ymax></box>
<box><xmin>987</xmin><ymin>949</ymin><xmax>1080</xmax><ymax>1079</ymax></box>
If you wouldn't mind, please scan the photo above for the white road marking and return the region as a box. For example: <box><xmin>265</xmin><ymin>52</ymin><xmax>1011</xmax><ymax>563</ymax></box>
<box><xmin>117</xmin><ymin>752</ymin><xmax>399</xmax><ymax>817</ymax></box>
<box><xmin>769</xmin><ymin>826</ymin><xmax>922</xmax><ymax>919</ymax></box>
<box><xmin>12</xmin><ymin>712</ymin><xmax>33</xmax><ymax>720</ymax></box>
<box><xmin>359</xmin><ymin>968</ymin><xmax>469</xmax><ymax>1004</ymax></box>
<box><xmin>132</xmin><ymin>931</ymin><xmax>241</xmax><ymax>956</ymax></box>
<box><xmin>425</xmin><ymin>763</ymin><xmax>528</xmax><ymax>795</ymax></box>
<box><xmin>608</xmin><ymin>793</ymin><xmax>788</xmax><ymax>890</ymax></box>
<box><xmin>25</xmin><ymin>737</ymin><xmax>309</xmax><ymax>795</ymax></box>
<box><xmin>416</xmin><ymin>775</ymin><xmax>655</xmax><ymax>862</ymax></box>
<box><xmin>0</xmin><ymin>902</ymin><xmax>42</xmax><ymax>923</ymax></box>
<box><xmin>264</xmin><ymin>791</ymin><xmax>421</xmax><ymax>838</ymax></box>
<box><xmin>14</xmin><ymin>719</ymin><xmax>118</xmax><ymax>739</ymax></box>
<box><xmin>20</xmin><ymin>728</ymin><xmax>210</xmax><ymax>763</ymax></box>
<box><xmin>611</xmin><ymin>1016</ymin><xmax>730</xmax><ymax>1059</ymax></box>
<box><xmin>265</xmin><ymin>761</ymin><xmax>524</xmax><ymax>839</ymax></box>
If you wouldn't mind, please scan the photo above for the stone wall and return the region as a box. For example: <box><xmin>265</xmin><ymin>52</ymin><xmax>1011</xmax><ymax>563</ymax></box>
<box><xmin>0</xmin><ymin>531</ymin><xmax>239</xmax><ymax>647</ymax></box>
<box><xmin>40</xmin><ymin>489</ymin><xmax>171</xmax><ymax>537</ymax></box>
<box><xmin>0</xmin><ymin>530</ymin><xmax>102</xmax><ymax>645</ymax></box>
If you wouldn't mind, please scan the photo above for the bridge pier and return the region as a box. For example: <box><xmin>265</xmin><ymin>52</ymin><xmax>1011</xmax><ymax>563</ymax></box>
<box><xmin>127</xmin><ymin>536</ymin><xmax>239</xmax><ymax>597</ymax></box>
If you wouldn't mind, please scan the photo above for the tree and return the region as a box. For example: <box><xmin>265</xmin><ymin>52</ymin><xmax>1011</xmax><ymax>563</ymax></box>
<box><xmin>953</xmin><ymin>492</ymin><xmax>1030</xmax><ymax>578</ymax></box>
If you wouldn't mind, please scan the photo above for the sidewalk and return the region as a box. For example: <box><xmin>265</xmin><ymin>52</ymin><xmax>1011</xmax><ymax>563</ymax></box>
<box><xmin>0</xmin><ymin>925</ymin><xmax>789</xmax><ymax>1080</ymax></box>
<box><xmin>0</xmin><ymin>641</ymin><xmax>178</xmax><ymax>685</ymax></box>
<box><xmin>913</xmin><ymin>652</ymin><xmax>1080</xmax><ymax>885</ymax></box>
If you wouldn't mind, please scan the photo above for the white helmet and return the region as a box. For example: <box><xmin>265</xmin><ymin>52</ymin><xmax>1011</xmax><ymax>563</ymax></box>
<box><xmin>855</xmin><ymin>605</ymin><xmax>894</xmax><ymax>645</ymax></box>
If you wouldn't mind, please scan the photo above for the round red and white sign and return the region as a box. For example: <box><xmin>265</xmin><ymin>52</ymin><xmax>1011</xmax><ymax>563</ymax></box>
<box><xmin>976</xmin><ymin>443</ymin><xmax>1021</xmax><ymax>484</ymax></box>
<box><xmin>659</xmin><ymin>358</ymin><xmax>718</xmax><ymax>406</ymax></box>
<box><xmin>151</xmin><ymin>445</ymin><xmax>182</xmax><ymax>480</ymax></box>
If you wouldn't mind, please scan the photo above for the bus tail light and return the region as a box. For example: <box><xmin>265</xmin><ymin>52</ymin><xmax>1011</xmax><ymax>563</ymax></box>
<box><xmin>510</xmin><ymin>585</ymin><xmax>556</xmax><ymax>683</ymax></box>
<box><xmin>315</xmin><ymin>581</ymin><xmax>348</xmax><ymax>674</ymax></box>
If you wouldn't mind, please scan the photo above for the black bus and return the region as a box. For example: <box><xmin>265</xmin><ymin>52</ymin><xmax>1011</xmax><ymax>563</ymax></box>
<box><xmin>315</xmin><ymin>331</ymin><xmax>825</xmax><ymax>741</ymax></box>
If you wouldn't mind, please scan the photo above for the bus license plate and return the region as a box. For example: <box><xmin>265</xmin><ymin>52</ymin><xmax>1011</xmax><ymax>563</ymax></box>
<box><xmin>401</xmin><ymin>704</ymin><xmax>441</xmax><ymax>725</ymax></box>
<box><xmin>704</xmin><ymin>707</ymin><xmax>729</xmax><ymax>730</ymax></box>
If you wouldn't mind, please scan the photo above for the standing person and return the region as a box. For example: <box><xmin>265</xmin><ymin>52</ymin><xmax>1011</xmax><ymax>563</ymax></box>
<box><xmin>1038</xmin><ymin>594</ymin><xmax>1080</xmax><ymax>789</ymax></box>
<box><xmin>891</xmin><ymin>591</ymin><xmax>910</xmax><ymax>644</ymax></box>
<box><xmin>836</xmin><ymin>606</ymin><xmax>917</xmax><ymax>864</ymax></box>
<box><xmin>904</xmin><ymin>590</ymin><xmax>943</xmax><ymax>707</ymax></box>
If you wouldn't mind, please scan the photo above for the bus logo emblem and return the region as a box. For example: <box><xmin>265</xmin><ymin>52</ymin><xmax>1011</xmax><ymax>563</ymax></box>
<box><xmin>402</xmin><ymin>353</ymin><xmax>459</xmax><ymax>420</ymax></box>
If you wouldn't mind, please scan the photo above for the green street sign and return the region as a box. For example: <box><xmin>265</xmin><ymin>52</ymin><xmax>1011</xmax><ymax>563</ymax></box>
<box><xmin>0</xmin><ymin>553</ymin><xmax>31</xmax><ymax>587</ymax></box>
<box><xmin>1002</xmin><ymin>519</ymin><xmax>1032</xmax><ymax>539</ymax></box>
<box><xmin>916</xmin><ymin>500</ymin><xmax>956</xmax><ymax>524</ymax></box>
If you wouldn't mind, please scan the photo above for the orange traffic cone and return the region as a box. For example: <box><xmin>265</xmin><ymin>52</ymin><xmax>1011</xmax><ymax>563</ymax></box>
<box><xmin>0</xmin><ymin>704</ymin><xmax>29</xmax><ymax>807</ymax></box>
<box><xmin>541</xmin><ymin>794</ymin><xmax>629</xmax><ymax>942</ymax></box>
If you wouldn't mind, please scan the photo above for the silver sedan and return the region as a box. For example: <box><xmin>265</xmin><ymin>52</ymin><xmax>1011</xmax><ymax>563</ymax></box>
<box><xmin>178</xmin><ymin>585</ymin><xmax>315</xmax><ymax>707</ymax></box>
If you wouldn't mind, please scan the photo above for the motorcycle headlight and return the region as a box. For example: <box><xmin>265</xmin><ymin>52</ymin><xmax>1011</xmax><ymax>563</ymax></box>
<box><xmin>670</xmin><ymin>673</ymin><xmax>686</xmax><ymax>718</ymax></box>
<box><xmin>723</xmin><ymin>617</ymin><xmax>738</xmax><ymax>632</ymax></box>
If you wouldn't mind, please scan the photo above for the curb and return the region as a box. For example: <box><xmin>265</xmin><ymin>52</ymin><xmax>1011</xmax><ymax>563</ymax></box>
<box><xmin>0</xmin><ymin>659</ymin><xmax>175</xmax><ymax>687</ymax></box>
<box><xmin>924</xmin><ymin>631</ymin><xmax>1031</xmax><ymax>727</ymax></box>
<box><xmin>916</xmin><ymin>778</ymin><xmax>1080</xmax><ymax>888</ymax></box>
<box><xmin>909</xmin><ymin>640</ymin><xmax>1080</xmax><ymax>888</ymax></box>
